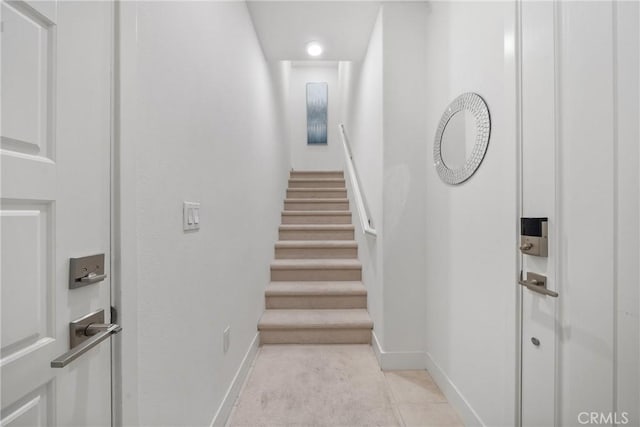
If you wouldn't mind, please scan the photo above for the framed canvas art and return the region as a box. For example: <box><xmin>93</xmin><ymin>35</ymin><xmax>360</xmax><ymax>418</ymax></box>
<box><xmin>306</xmin><ymin>82</ymin><xmax>328</xmax><ymax>145</ymax></box>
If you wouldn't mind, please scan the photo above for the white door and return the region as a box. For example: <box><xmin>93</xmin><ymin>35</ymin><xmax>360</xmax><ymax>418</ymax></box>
<box><xmin>520</xmin><ymin>1</ymin><xmax>639</xmax><ymax>426</ymax></box>
<box><xmin>1</xmin><ymin>1</ymin><xmax>115</xmax><ymax>425</ymax></box>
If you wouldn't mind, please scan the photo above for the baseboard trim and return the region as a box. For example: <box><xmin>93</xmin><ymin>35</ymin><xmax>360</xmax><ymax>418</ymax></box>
<box><xmin>425</xmin><ymin>352</ymin><xmax>485</xmax><ymax>427</ymax></box>
<box><xmin>209</xmin><ymin>332</ymin><xmax>260</xmax><ymax>427</ymax></box>
<box><xmin>372</xmin><ymin>331</ymin><xmax>427</xmax><ymax>370</ymax></box>
<box><xmin>372</xmin><ymin>331</ymin><xmax>384</xmax><ymax>365</ymax></box>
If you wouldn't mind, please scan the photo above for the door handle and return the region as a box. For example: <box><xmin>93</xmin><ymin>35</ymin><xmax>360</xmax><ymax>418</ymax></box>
<box><xmin>518</xmin><ymin>271</ymin><xmax>558</xmax><ymax>298</ymax></box>
<box><xmin>51</xmin><ymin>309</ymin><xmax>122</xmax><ymax>368</ymax></box>
<box><xmin>51</xmin><ymin>323</ymin><xmax>121</xmax><ymax>368</ymax></box>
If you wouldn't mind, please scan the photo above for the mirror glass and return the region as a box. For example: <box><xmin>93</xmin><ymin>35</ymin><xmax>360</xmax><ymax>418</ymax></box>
<box><xmin>440</xmin><ymin>110</ymin><xmax>477</xmax><ymax>170</ymax></box>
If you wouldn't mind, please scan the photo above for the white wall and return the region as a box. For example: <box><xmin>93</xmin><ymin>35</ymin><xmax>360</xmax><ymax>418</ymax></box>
<box><xmin>338</xmin><ymin>3</ymin><xmax>429</xmax><ymax>363</ymax></box>
<box><xmin>423</xmin><ymin>2</ymin><xmax>517</xmax><ymax>426</ymax></box>
<box><xmin>272</xmin><ymin>60</ymin><xmax>292</xmax><ymax>162</ymax></box>
<box><xmin>615</xmin><ymin>1</ymin><xmax>640</xmax><ymax>421</ymax></box>
<box><xmin>117</xmin><ymin>2</ymin><xmax>289</xmax><ymax>425</ymax></box>
<box><xmin>337</xmin><ymin>8</ymin><xmax>385</xmax><ymax>345</ymax></box>
<box><xmin>287</xmin><ymin>63</ymin><xmax>344</xmax><ymax>170</ymax></box>
<box><xmin>381</xmin><ymin>2</ymin><xmax>428</xmax><ymax>355</ymax></box>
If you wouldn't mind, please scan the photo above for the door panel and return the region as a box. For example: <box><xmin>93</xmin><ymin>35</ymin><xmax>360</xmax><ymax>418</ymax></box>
<box><xmin>520</xmin><ymin>1</ymin><xmax>639</xmax><ymax>426</ymax></box>
<box><xmin>1</xmin><ymin>1</ymin><xmax>113</xmax><ymax>425</ymax></box>
<box><xmin>1</xmin><ymin>2</ymin><xmax>58</xmax><ymax>421</ymax></box>
<box><xmin>557</xmin><ymin>2</ymin><xmax>616</xmax><ymax>422</ymax></box>
<box><xmin>1</xmin><ymin>384</ymin><xmax>52</xmax><ymax>427</ymax></box>
<box><xmin>0</xmin><ymin>0</ymin><xmax>53</xmax><ymax>155</ymax></box>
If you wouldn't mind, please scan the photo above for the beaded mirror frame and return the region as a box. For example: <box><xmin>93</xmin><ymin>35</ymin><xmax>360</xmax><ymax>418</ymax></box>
<box><xmin>433</xmin><ymin>92</ymin><xmax>491</xmax><ymax>185</ymax></box>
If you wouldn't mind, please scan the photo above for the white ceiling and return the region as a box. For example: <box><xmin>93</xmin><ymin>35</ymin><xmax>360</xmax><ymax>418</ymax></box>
<box><xmin>247</xmin><ymin>1</ymin><xmax>381</xmax><ymax>61</ymax></box>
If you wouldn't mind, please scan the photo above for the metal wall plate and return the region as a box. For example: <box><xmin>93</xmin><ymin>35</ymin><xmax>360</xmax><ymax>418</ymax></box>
<box><xmin>520</xmin><ymin>235</ymin><xmax>548</xmax><ymax>257</ymax></box>
<box><xmin>520</xmin><ymin>217</ymin><xmax>548</xmax><ymax>257</ymax></box>
<box><xmin>69</xmin><ymin>254</ymin><xmax>106</xmax><ymax>289</ymax></box>
<box><xmin>70</xmin><ymin>309</ymin><xmax>104</xmax><ymax>349</ymax></box>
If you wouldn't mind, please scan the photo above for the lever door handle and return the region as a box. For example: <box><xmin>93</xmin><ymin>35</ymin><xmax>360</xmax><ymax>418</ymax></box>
<box><xmin>51</xmin><ymin>323</ymin><xmax>121</xmax><ymax>368</ymax></box>
<box><xmin>84</xmin><ymin>323</ymin><xmax>112</xmax><ymax>336</ymax></box>
<box><xmin>518</xmin><ymin>271</ymin><xmax>559</xmax><ymax>297</ymax></box>
<box><xmin>518</xmin><ymin>279</ymin><xmax>559</xmax><ymax>297</ymax></box>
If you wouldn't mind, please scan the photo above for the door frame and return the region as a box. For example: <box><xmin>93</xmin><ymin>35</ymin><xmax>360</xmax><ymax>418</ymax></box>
<box><xmin>510</xmin><ymin>0</ymin><xmax>523</xmax><ymax>424</ymax></box>
<box><xmin>506</xmin><ymin>0</ymin><xmax>524</xmax><ymax>424</ymax></box>
<box><xmin>510</xmin><ymin>0</ymin><xmax>563</xmax><ymax>425</ymax></box>
<box><xmin>110</xmin><ymin>1</ymin><xmax>140</xmax><ymax>425</ymax></box>
<box><xmin>107</xmin><ymin>0</ymin><xmax>129</xmax><ymax>424</ymax></box>
<box><xmin>513</xmin><ymin>0</ymin><xmax>563</xmax><ymax>424</ymax></box>
<box><xmin>109</xmin><ymin>0</ymin><xmax>118</xmax><ymax>424</ymax></box>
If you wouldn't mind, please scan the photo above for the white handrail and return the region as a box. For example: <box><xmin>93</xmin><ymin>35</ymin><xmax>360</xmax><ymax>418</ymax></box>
<box><xmin>339</xmin><ymin>123</ymin><xmax>377</xmax><ymax>237</ymax></box>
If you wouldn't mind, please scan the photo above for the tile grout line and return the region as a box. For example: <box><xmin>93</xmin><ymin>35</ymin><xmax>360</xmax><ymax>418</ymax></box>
<box><xmin>382</xmin><ymin>371</ymin><xmax>408</xmax><ymax>427</ymax></box>
<box><xmin>383</xmin><ymin>371</ymin><xmax>465</xmax><ymax>426</ymax></box>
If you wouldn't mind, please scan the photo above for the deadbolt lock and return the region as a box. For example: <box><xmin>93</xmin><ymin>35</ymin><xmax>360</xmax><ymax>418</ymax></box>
<box><xmin>520</xmin><ymin>218</ymin><xmax>548</xmax><ymax>257</ymax></box>
<box><xmin>69</xmin><ymin>254</ymin><xmax>107</xmax><ymax>289</ymax></box>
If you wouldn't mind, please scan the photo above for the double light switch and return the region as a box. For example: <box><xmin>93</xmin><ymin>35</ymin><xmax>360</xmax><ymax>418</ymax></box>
<box><xmin>183</xmin><ymin>201</ymin><xmax>201</xmax><ymax>231</ymax></box>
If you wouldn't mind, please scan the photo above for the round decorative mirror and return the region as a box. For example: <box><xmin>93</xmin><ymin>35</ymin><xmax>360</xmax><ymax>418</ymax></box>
<box><xmin>433</xmin><ymin>92</ymin><xmax>491</xmax><ymax>185</ymax></box>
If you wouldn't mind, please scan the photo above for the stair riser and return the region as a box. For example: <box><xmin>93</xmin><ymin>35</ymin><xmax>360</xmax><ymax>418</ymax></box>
<box><xmin>260</xmin><ymin>329</ymin><xmax>371</xmax><ymax>344</ymax></box>
<box><xmin>282</xmin><ymin>214</ymin><xmax>352</xmax><ymax>224</ymax></box>
<box><xmin>275</xmin><ymin>247</ymin><xmax>357</xmax><ymax>259</ymax></box>
<box><xmin>271</xmin><ymin>268</ymin><xmax>362</xmax><ymax>281</ymax></box>
<box><xmin>279</xmin><ymin>229</ymin><xmax>354</xmax><ymax>240</ymax></box>
<box><xmin>286</xmin><ymin>189</ymin><xmax>347</xmax><ymax>199</ymax></box>
<box><xmin>289</xmin><ymin>180</ymin><xmax>346</xmax><ymax>188</ymax></box>
<box><xmin>290</xmin><ymin>172</ymin><xmax>344</xmax><ymax>179</ymax></box>
<box><xmin>284</xmin><ymin>201</ymin><xmax>349</xmax><ymax>211</ymax></box>
<box><xmin>266</xmin><ymin>295</ymin><xmax>367</xmax><ymax>309</ymax></box>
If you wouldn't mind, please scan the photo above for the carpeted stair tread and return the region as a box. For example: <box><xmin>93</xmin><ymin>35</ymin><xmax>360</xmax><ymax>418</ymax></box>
<box><xmin>287</xmin><ymin>188</ymin><xmax>347</xmax><ymax>192</ymax></box>
<box><xmin>258</xmin><ymin>309</ymin><xmax>373</xmax><ymax>330</ymax></box>
<box><xmin>289</xmin><ymin>177</ymin><xmax>345</xmax><ymax>182</ymax></box>
<box><xmin>266</xmin><ymin>281</ymin><xmax>366</xmax><ymax>296</ymax></box>
<box><xmin>275</xmin><ymin>240</ymin><xmax>357</xmax><ymax>248</ymax></box>
<box><xmin>282</xmin><ymin>210</ymin><xmax>351</xmax><ymax>216</ymax></box>
<box><xmin>279</xmin><ymin>224</ymin><xmax>354</xmax><ymax>231</ymax></box>
<box><xmin>290</xmin><ymin>171</ymin><xmax>344</xmax><ymax>176</ymax></box>
<box><xmin>271</xmin><ymin>259</ymin><xmax>362</xmax><ymax>270</ymax></box>
<box><xmin>285</xmin><ymin>198</ymin><xmax>349</xmax><ymax>203</ymax></box>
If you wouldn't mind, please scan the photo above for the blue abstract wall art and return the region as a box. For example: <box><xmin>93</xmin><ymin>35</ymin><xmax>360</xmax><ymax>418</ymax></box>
<box><xmin>306</xmin><ymin>82</ymin><xmax>328</xmax><ymax>145</ymax></box>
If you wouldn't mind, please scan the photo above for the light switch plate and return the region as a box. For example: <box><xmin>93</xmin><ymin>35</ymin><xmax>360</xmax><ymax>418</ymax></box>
<box><xmin>183</xmin><ymin>201</ymin><xmax>201</xmax><ymax>231</ymax></box>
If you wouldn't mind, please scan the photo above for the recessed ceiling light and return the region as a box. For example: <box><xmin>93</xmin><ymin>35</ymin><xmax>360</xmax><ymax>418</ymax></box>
<box><xmin>306</xmin><ymin>42</ymin><xmax>323</xmax><ymax>57</ymax></box>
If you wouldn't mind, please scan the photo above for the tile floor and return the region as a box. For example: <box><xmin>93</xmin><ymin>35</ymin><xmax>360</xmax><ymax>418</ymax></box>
<box><xmin>383</xmin><ymin>370</ymin><xmax>463</xmax><ymax>427</ymax></box>
<box><xmin>227</xmin><ymin>344</ymin><xmax>463</xmax><ymax>427</ymax></box>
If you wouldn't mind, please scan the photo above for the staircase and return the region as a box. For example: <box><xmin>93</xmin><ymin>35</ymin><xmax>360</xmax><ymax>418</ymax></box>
<box><xmin>258</xmin><ymin>170</ymin><xmax>373</xmax><ymax>344</ymax></box>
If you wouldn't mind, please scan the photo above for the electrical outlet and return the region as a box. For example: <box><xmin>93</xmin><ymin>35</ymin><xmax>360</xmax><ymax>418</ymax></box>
<box><xmin>223</xmin><ymin>326</ymin><xmax>230</xmax><ymax>353</ymax></box>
